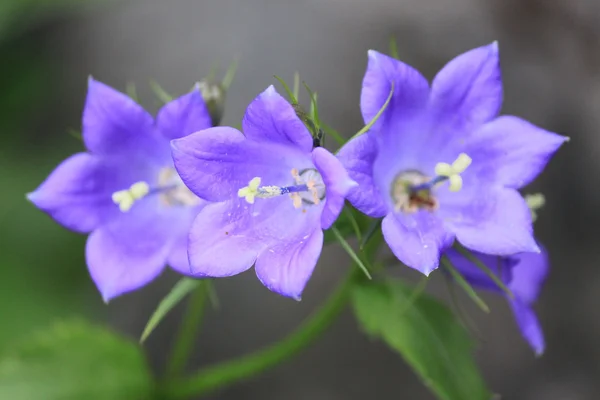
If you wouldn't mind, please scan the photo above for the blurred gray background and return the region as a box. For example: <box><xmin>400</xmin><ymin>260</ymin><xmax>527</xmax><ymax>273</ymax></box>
<box><xmin>1</xmin><ymin>0</ymin><xmax>598</xmax><ymax>399</ymax></box>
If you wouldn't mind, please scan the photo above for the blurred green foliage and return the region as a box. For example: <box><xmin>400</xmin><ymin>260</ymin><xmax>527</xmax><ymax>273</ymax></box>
<box><xmin>0</xmin><ymin>320</ymin><xmax>152</xmax><ymax>400</ymax></box>
<box><xmin>0</xmin><ymin>0</ymin><xmax>106</xmax><ymax>347</ymax></box>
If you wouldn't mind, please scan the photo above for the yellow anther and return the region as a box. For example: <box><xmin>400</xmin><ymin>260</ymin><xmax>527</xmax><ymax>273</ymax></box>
<box><xmin>111</xmin><ymin>181</ymin><xmax>150</xmax><ymax>212</ymax></box>
<box><xmin>434</xmin><ymin>153</ymin><xmax>472</xmax><ymax>192</ymax></box>
<box><xmin>290</xmin><ymin>193</ymin><xmax>302</xmax><ymax>209</ymax></box>
<box><xmin>238</xmin><ymin>177</ymin><xmax>261</xmax><ymax>204</ymax></box>
<box><xmin>306</xmin><ymin>180</ymin><xmax>320</xmax><ymax>205</ymax></box>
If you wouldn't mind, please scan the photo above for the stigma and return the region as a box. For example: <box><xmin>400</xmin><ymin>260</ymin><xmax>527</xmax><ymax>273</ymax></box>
<box><xmin>111</xmin><ymin>167</ymin><xmax>200</xmax><ymax>212</ymax></box>
<box><xmin>391</xmin><ymin>153</ymin><xmax>472</xmax><ymax>213</ymax></box>
<box><xmin>112</xmin><ymin>182</ymin><xmax>149</xmax><ymax>212</ymax></box>
<box><xmin>238</xmin><ymin>168</ymin><xmax>326</xmax><ymax>208</ymax></box>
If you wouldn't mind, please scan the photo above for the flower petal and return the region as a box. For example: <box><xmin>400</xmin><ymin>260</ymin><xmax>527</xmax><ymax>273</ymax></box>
<box><xmin>83</xmin><ymin>78</ymin><xmax>166</xmax><ymax>163</ymax></box>
<box><xmin>27</xmin><ymin>153</ymin><xmax>134</xmax><ymax>233</ymax></box>
<box><xmin>255</xmin><ymin>228</ymin><xmax>323</xmax><ymax>300</ymax></box>
<box><xmin>172</xmin><ymin>127</ymin><xmax>311</xmax><ymax>202</ymax></box>
<box><xmin>156</xmin><ymin>87</ymin><xmax>212</xmax><ymax>141</ymax></box>
<box><xmin>429</xmin><ymin>42</ymin><xmax>502</xmax><ymax>135</ymax></box>
<box><xmin>336</xmin><ymin>133</ymin><xmax>387</xmax><ymax>218</ymax></box>
<box><xmin>465</xmin><ymin>116</ymin><xmax>567</xmax><ymax>189</ymax></box>
<box><xmin>167</xmin><ymin>205</ymin><xmax>206</xmax><ymax>275</ymax></box>
<box><xmin>509</xmin><ymin>299</ymin><xmax>545</xmax><ymax>356</ymax></box>
<box><xmin>312</xmin><ymin>147</ymin><xmax>357</xmax><ymax>229</ymax></box>
<box><xmin>509</xmin><ymin>248</ymin><xmax>548</xmax><ymax>304</ymax></box>
<box><xmin>85</xmin><ymin>199</ymin><xmax>174</xmax><ymax>302</ymax></box>
<box><xmin>439</xmin><ymin>187</ymin><xmax>539</xmax><ymax>256</ymax></box>
<box><xmin>187</xmin><ymin>199</ymin><xmax>266</xmax><ymax>277</ymax></box>
<box><xmin>382</xmin><ymin>211</ymin><xmax>454</xmax><ymax>275</ymax></box>
<box><xmin>242</xmin><ymin>86</ymin><xmax>313</xmax><ymax>153</ymax></box>
<box><xmin>361</xmin><ymin>50</ymin><xmax>429</xmax><ymax>128</ymax></box>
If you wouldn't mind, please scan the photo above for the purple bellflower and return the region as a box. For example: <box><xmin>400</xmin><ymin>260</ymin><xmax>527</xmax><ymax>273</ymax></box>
<box><xmin>27</xmin><ymin>78</ymin><xmax>212</xmax><ymax>302</ymax></box>
<box><xmin>338</xmin><ymin>42</ymin><xmax>567</xmax><ymax>275</ymax></box>
<box><xmin>171</xmin><ymin>86</ymin><xmax>356</xmax><ymax>300</ymax></box>
<box><xmin>445</xmin><ymin>247</ymin><xmax>548</xmax><ymax>355</ymax></box>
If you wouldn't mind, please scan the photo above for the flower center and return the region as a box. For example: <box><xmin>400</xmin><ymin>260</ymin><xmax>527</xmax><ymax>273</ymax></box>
<box><xmin>391</xmin><ymin>153</ymin><xmax>472</xmax><ymax>213</ymax></box>
<box><xmin>111</xmin><ymin>167</ymin><xmax>200</xmax><ymax>212</ymax></box>
<box><xmin>238</xmin><ymin>168</ymin><xmax>326</xmax><ymax>209</ymax></box>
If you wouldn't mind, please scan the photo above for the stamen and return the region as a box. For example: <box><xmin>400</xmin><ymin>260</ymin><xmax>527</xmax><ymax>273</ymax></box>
<box><xmin>433</xmin><ymin>153</ymin><xmax>472</xmax><ymax>192</ymax></box>
<box><xmin>238</xmin><ymin>168</ymin><xmax>326</xmax><ymax>207</ymax></box>
<box><xmin>112</xmin><ymin>181</ymin><xmax>150</xmax><ymax>212</ymax></box>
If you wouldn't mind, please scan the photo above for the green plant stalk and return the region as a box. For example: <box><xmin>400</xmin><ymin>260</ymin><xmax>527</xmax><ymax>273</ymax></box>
<box><xmin>164</xmin><ymin>238</ymin><xmax>381</xmax><ymax>399</ymax></box>
<box><xmin>165</xmin><ymin>281</ymin><xmax>209</xmax><ymax>378</ymax></box>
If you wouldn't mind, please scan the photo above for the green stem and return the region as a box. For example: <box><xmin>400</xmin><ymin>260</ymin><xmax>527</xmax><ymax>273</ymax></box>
<box><xmin>165</xmin><ymin>281</ymin><xmax>208</xmax><ymax>378</ymax></box>
<box><xmin>163</xmin><ymin>267</ymin><xmax>365</xmax><ymax>398</ymax></box>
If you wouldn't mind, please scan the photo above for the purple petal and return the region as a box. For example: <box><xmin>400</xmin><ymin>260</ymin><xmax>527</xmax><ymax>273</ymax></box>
<box><xmin>255</xmin><ymin>228</ymin><xmax>323</xmax><ymax>300</ymax></box>
<box><xmin>85</xmin><ymin>199</ymin><xmax>174</xmax><ymax>302</ymax></box>
<box><xmin>187</xmin><ymin>199</ymin><xmax>266</xmax><ymax>277</ymax></box>
<box><xmin>83</xmin><ymin>78</ymin><xmax>167</xmax><ymax>163</ymax></box>
<box><xmin>242</xmin><ymin>86</ymin><xmax>313</xmax><ymax>153</ymax></box>
<box><xmin>167</xmin><ymin>205</ymin><xmax>206</xmax><ymax>275</ymax></box>
<box><xmin>439</xmin><ymin>187</ymin><xmax>539</xmax><ymax>256</ymax></box>
<box><xmin>27</xmin><ymin>153</ymin><xmax>136</xmax><ymax>233</ymax></box>
<box><xmin>509</xmin><ymin>299</ymin><xmax>545</xmax><ymax>356</ymax></box>
<box><xmin>361</xmin><ymin>50</ymin><xmax>429</xmax><ymax>128</ymax></box>
<box><xmin>429</xmin><ymin>42</ymin><xmax>502</xmax><ymax>136</ymax></box>
<box><xmin>156</xmin><ymin>87</ymin><xmax>212</xmax><ymax>141</ymax></box>
<box><xmin>172</xmin><ymin>127</ymin><xmax>311</xmax><ymax>202</ymax></box>
<box><xmin>509</xmin><ymin>248</ymin><xmax>549</xmax><ymax>304</ymax></box>
<box><xmin>336</xmin><ymin>133</ymin><xmax>388</xmax><ymax>218</ymax></box>
<box><xmin>312</xmin><ymin>147</ymin><xmax>357</xmax><ymax>229</ymax></box>
<box><xmin>466</xmin><ymin>116</ymin><xmax>567</xmax><ymax>189</ymax></box>
<box><xmin>382</xmin><ymin>211</ymin><xmax>454</xmax><ymax>275</ymax></box>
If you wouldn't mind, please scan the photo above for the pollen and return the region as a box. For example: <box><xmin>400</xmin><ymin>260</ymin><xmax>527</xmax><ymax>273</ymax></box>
<box><xmin>112</xmin><ymin>181</ymin><xmax>150</xmax><ymax>212</ymax></box>
<box><xmin>434</xmin><ymin>153</ymin><xmax>472</xmax><ymax>192</ymax></box>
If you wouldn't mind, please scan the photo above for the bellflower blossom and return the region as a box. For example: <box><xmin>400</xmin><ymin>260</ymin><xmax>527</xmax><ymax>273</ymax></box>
<box><xmin>338</xmin><ymin>43</ymin><xmax>567</xmax><ymax>275</ymax></box>
<box><xmin>27</xmin><ymin>78</ymin><xmax>212</xmax><ymax>302</ymax></box>
<box><xmin>172</xmin><ymin>86</ymin><xmax>356</xmax><ymax>300</ymax></box>
<box><xmin>445</xmin><ymin>247</ymin><xmax>548</xmax><ymax>355</ymax></box>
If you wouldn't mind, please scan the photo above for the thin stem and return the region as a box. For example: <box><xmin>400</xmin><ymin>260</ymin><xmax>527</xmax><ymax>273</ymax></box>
<box><xmin>165</xmin><ymin>281</ymin><xmax>209</xmax><ymax>378</ymax></box>
<box><xmin>163</xmin><ymin>267</ymin><xmax>365</xmax><ymax>398</ymax></box>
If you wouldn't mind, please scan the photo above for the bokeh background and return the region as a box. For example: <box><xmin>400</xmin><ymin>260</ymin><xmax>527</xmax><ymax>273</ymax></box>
<box><xmin>1</xmin><ymin>0</ymin><xmax>597</xmax><ymax>399</ymax></box>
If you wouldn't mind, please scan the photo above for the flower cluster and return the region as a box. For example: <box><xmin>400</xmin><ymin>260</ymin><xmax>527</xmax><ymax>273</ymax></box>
<box><xmin>29</xmin><ymin>42</ymin><xmax>565</xmax><ymax>353</ymax></box>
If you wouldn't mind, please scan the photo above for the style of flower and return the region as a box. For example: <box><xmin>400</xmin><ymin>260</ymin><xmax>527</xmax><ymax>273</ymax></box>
<box><xmin>338</xmin><ymin>42</ymin><xmax>567</xmax><ymax>275</ymax></box>
<box><xmin>445</xmin><ymin>247</ymin><xmax>548</xmax><ymax>355</ymax></box>
<box><xmin>171</xmin><ymin>86</ymin><xmax>356</xmax><ymax>300</ymax></box>
<box><xmin>27</xmin><ymin>78</ymin><xmax>212</xmax><ymax>302</ymax></box>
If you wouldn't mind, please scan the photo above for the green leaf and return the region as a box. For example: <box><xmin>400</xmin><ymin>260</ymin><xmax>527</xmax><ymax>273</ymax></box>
<box><xmin>0</xmin><ymin>319</ymin><xmax>152</xmax><ymax>400</ymax></box>
<box><xmin>125</xmin><ymin>82</ymin><xmax>138</xmax><ymax>102</ymax></box>
<box><xmin>441</xmin><ymin>257</ymin><xmax>490</xmax><ymax>313</ymax></box>
<box><xmin>292</xmin><ymin>72</ymin><xmax>300</xmax><ymax>101</ymax></box>
<box><xmin>221</xmin><ymin>59</ymin><xmax>239</xmax><ymax>90</ymax></box>
<box><xmin>331</xmin><ymin>226</ymin><xmax>372</xmax><ymax>279</ymax></box>
<box><xmin>360</xmin><ymin>218</ymin><xmax>382</xmax><ymax>250</ymax></box>
<box><xmin>389</xmin><ymin>35</ymin><xmax>400</xmax><ymax>59</ymax></box>
<box><xmin>344</xmin><ymin>81</ymin><xmax>394</xmax><ymax>144</ymax></box>
<box><xmin>149</xmin><ymin>79</ymin><xmax>173</xmax><ymax>103</ymax></box>
<box><xmin>273</xmin><ymin>75</ymin><xmax>298</xmax><ymax>104</ymax></box>
<box><xmin>140</xmin><ymin>277</ymin><xmax>201</xmax><ymax>343</ymax></box>
<box><xmin>452</xmin><ymin>244</ymin><xmax>513</xmax><ymax>299</ymax></box>
<box><xmin>352</xmin><ymin>280</ymin><xmax>491</xmax><ymax>400</ymax></box>
<box><xmin>321</xmin><ymin>122</ymin><xmax>345</xmax><ymax>146</ymax></box>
